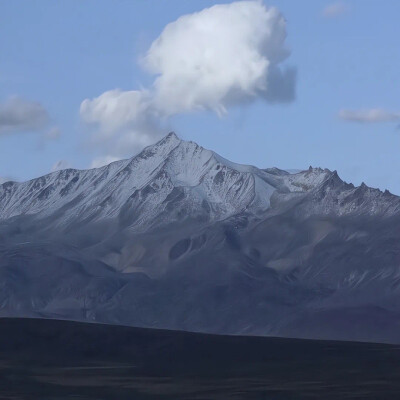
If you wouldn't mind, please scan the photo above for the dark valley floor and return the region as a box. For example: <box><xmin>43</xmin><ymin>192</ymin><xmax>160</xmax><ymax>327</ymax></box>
<box><xmin>1</xmin><ymin>317</ymin><xmax>400</xmax><ymax>399</ymax></box>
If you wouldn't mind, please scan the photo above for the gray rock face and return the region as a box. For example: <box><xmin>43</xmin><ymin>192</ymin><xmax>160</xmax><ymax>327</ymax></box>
<box><xmin>1</xmin><ymin>133</ymin><xmax>400</xmax><ymax>343</ymax></box>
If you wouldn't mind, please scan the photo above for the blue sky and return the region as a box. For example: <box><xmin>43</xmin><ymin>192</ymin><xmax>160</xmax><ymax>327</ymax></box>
<box><xmin>1</xmin><ymin>0</ymin><xmax>400</xmax><ymax>193</ymax></box>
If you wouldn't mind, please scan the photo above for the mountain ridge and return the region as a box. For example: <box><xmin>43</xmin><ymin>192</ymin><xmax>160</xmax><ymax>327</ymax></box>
<box><xmin>1</xmin><ymin>132</ymin><xmax>398</xmax><ymax>225</ymax></box>
<box><xmin>1</xmin><ymin>132</ymin><xmax>400</xmax><ymax>343</ymax></box>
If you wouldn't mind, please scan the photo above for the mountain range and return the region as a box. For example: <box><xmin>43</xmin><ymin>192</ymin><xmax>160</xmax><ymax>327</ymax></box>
<box><xmin>1</xmin><ymin>132</ymin><xmax>400</xmax><ymax>343</ymax></box>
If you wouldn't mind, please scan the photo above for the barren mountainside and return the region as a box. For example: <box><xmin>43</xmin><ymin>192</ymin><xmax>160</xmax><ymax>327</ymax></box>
<box><xmin>1</xmin><ymin>133</ymin><xmax>400</xmax><ymax>343</ymax></box>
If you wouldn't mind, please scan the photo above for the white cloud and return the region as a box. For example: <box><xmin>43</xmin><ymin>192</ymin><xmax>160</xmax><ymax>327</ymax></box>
<box><xmin>323</xmin><ymin>2</ymin><xmax>348</xmax><ymax>18</ymax></box>
<box><xmin>80</xmin><ymin>89</ymin><xmax>159</xmax><ymax>156</ymax></box>
<box><xmin>142</xmin><ymin>1</ymin><xmax>294</xmax><ymax>115</ymax></box>
<box><xmin>339</xmin><ymin>109</ymin><xmax>400</xmax><ymax>123</ymax></box>
<box><xmin>51</xmin><ymin>160</ymin><xmax>72</xmax><ymax>172</ymax></box>
<box><xmin>80</xmin><ymin>89</ymin><xmax>152</xmax><ymax>136</ymax></box>
<box><xmin>80</xmin><ymin>1</ymin><xmax>296</xmax><ymax>161</ymax></box>
<box><xmin>0</xmin><ymin>96</ymin><xmax>49</xmax><ymax>134</ymax></box>
<box><xmin>90</xmin><ymin>155</ymin><xmax>122</xmax><ymax>169</ymax></box>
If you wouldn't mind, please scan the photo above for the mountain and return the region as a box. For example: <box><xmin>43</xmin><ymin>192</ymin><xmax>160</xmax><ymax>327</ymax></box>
<box><xmin>1</xmin><ymin>132</ymin><xmax>400</xmax><ymax>343</ymax></box>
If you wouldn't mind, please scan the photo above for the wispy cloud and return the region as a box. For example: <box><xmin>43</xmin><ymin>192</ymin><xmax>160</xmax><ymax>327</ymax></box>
<box><xmin>0</xmin><ymin>96</ymin><xmax>60</xmax><ymax>140</ymax></box>
<box><xmin>45</xmin><ymin>126</ymin><xmax>61</xmax><ymax>140</ymax></box>
<box><xmin>0</xmin><ymin>176</ymin><xmax>15</xmax><ymax>184</ymax></box>
<box><xmin>339</xmin><ymin>109</ymin><xmax>400</xmax><ymax>123</ymax></box>
<box><xmin>51</xmin><ymin>160</ymin><xmax>72</xmax><ymax>172</ymax></box>
<box><xmin>90</xmin><ymin>155</ymin><xmax>121</xmax><ymax>169</ymax></box>
<box><xmin>80</xmin><ymin>1</ymin><xmax>297</xmax><ymax>162</ymax></box>
<box><xmin>323</xmin><ymin>2</ymin><xmax>348</xmax><ymax>18</ymax></box>
<box><xmin>0</xmin><ymin>96</ymin><xmax>49</xmax><ymax>134</ymax></box>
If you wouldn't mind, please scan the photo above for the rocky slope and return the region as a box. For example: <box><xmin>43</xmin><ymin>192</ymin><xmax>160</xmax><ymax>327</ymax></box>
<box><xmin>1</xmin><ymin>133</ymin><xmax>400</xmax><ymax>343</ymax></box>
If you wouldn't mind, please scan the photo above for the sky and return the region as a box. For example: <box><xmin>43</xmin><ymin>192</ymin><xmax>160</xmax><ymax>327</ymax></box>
<box><xmin>1</xmin><ymin>0</ymin><xmax>400</xmax><ymax>193</ymax></box>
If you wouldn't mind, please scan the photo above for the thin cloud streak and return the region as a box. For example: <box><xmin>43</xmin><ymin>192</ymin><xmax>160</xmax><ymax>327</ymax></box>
<box><xmin>323</xmin><ymin>2</ymin><xmax>348</xmax><ymax>18</ymax></box>
<box><xmin>339</xmin><ymin>109</ymin><xmax>400</xmax><ymax>123</ymax></box>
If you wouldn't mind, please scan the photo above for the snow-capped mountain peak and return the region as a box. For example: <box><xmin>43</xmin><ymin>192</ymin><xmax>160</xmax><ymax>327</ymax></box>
<box><xmin>0</xmin><ymin>133</ymin><xmax>267</xmax><ymax>226</ymax></box>
<box><xmin>1</xmin><ymin>133</ymin><xmax>399</xmax><ymax>230</ymax></box>
<box><xmin>2</xmin><ymin>133</ymin><xmax>400</xmax><ymax>344</ymax></box>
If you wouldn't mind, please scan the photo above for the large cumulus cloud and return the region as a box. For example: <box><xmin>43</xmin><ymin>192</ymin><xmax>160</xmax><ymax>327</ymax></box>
<box><xmin>80</xmin><ymin>1</ymin><xmax>296</xmax><ymax>165</ymax></box>
<box><xmin>143</xmin><ymin>1</ymin><xmax>295</xmax><ymax>115</ymax></box>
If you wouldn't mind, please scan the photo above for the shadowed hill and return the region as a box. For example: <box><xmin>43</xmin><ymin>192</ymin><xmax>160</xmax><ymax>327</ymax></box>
<box><xmin>1</xmin><ymin>317</ymin><xmax>400</xmax><ymax>399</ymax></box>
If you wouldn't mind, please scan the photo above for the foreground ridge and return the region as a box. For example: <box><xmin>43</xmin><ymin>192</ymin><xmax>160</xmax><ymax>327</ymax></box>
<box><xmin>1</xmin><ymin>317</ymin><xmax>400</xmax><ymax>399</ymax></box>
